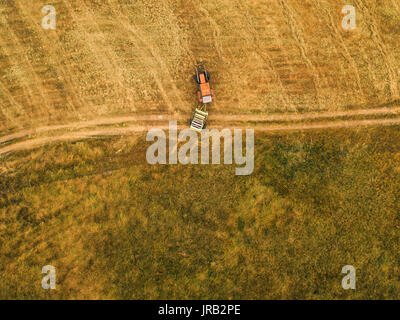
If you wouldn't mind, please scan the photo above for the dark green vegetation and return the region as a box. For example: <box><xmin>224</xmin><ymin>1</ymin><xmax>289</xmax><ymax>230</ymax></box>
<box><xmin>1</xmin><ymin>127</ymin><xmax>400</xmax><ymax>299</ymax></box>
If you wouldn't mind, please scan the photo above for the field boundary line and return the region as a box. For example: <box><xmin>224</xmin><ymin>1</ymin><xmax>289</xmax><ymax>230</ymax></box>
<box><xmin>2</xmin><ymin>117</ymin><xmax>400</xmax><ymax>156</ymax></box>
<box><xmin>2</xmin><ymin>105</ymin><xmax>400</xmax><ymax>144</ymax></box>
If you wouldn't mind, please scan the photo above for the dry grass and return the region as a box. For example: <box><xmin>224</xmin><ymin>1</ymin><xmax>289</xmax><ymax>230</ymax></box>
<box><xmin>1</xmin><ymin>0</ymin><xmax>400</xmax><ymax>135</ymax></box>
<box><xmin>2</xmin><ymin>127</ymin><xmax>400</xmax><ymax>299</ymax></box>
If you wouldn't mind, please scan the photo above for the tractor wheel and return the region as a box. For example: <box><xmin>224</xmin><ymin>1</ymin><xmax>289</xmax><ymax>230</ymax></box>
<box><xmin>204</xmin><ymin>71</ymin><xmax>210</xmax><ymax>82</ymax></box>
<box><xmin>203</xmin><ymin>121</ymin><xmax>207</xmax><ymax>129</ymax></box>
<box><xmin>193</xmin><ymin>74</ymin><xmax>200</xmax><ymax>84</ymax></box>
<box><xmin>189</xmin><ymin>118</ymin><xmax>193</xmax><ymax>126</ymax></box>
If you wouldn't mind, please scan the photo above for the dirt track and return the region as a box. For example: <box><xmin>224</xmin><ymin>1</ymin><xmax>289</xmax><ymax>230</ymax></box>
<box><xmin>2</xmin><ymin>110</ymin><xmax>400</xmax><ymax>156</ymax></box>
<box><xmin>2</xmin><ymin>103</ymin><xmax>400</xmax><ymax>143</ymax></box>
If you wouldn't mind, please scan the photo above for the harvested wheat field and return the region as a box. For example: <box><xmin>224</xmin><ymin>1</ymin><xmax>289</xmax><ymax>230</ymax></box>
<box><xmin>1</xmin><ymin>0</ymin><xmax>400</xmax><ymax>301</ymax></box>
<box><xmin>1</xmin><ymin>0</ymin><xmax>400</xmax><ymax>137</ymax></box>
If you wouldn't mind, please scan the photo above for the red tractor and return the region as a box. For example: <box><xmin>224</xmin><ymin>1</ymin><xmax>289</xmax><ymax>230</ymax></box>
<box><xmin>190</xmin><ymin>65</ymin><xmax>214</xmax><ymax>132</ymax></box>
<box><xmin>193</xmin><ymin>65</ymin><xmax>214</xmax><ymax>104</ymax></box>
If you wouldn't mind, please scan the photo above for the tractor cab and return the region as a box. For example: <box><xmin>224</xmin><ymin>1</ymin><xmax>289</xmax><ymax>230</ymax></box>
<box><xmin>194</xmin><ymin>65</ymin><xmax>214</xmax><ymax>104</ymax></box>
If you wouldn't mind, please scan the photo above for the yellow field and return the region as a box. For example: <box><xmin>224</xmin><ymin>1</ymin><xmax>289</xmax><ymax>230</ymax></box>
<box><xmin>2</xmin><ymin>1</ymin><xmax>400</xmax><ymax>300</ymax></box>
<box><xmin>1</xmin><ymin>0</ymin><xmax>400</xmax><ymax>141</ymax></box>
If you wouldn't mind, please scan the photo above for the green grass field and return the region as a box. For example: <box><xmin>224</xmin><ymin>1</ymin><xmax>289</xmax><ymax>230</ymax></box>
<box><xmin>1</xmin><ymin>126</ymin><xmax>400</xmax><ymax>299</ymax></box>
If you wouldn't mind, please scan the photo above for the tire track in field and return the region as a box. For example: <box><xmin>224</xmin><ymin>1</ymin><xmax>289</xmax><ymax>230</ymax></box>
<box><xmin>314</xmin><ymin>2</ymin><xmax>365</xmax><ymax>104</ymax></box>
<box><xmin>107</xmin><ymin>0</ymin><xmax>186</xmax><ymax>114</ymax></box>
<box><xmin>355</xmin><ymin>0</ymin><xmax>399</xmax><ymax>99</ymax></box>
<box><xmin>2</xmin><ymin>106</ymin><xmax>400</xmax><ymax>155</ymax></box>
<box><xmin>2</xmin><ymin>118</ymin><xmax>400</xmax><ymax>156</ymax></box>
<box><xmin>235</xmin><ymin>0</ymin><xmax>294</xmax><ymax>111</ymax></box>
<box><xmin>277</xmin><ymin>0</ymin><xmax>325</xmax><ymax>108</ymax></box>
<box><xmin>61</xmin><ymin>0</ymin><xmax>129</xmax><ymax>115</ymax></box>
<box><xmin>2</xmin><ymin>2</ymin><xmax>52</xmax><ymax>115</ymax></box>
<box><xmin>391</xmin><ymin>0</ymin><xmax>400</xmax><ymax>16</ymax></box>
<box><xmin>0</xmin><ymin>80</ymin><xmax>25</xmax><ymax>125</ymax></box>
<box><xmin>77</xmin><ymin>1</ymin><xmax>136</xmax><ymax>107</ymax></box>
<box><xmin>17</xmin><ymin>1</ymin><xmax>89</xmax><ymax>114</ymax></box>
<box><xmin>2</xmin><ymin>103</ymin><xmax>400</xmax><ymax>143</ymax></box>
<box><xmin>198</xmin><ymin>6</ymin><xmax>224</xmax><ymax>59</ymax></box>
<box><xmin>0</xmin><ymin>22</ymin><xmax>36</xmax><ymax>115</ymax></box>
<box><xmin>0</xmin><ymin>125</ymin><xmax>171</xmax><ymax>156</ymax></box>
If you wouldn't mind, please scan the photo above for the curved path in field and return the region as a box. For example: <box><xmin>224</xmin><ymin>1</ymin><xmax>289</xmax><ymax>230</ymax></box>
<box><xmin>2</xmin><ymin>106</ymin><xmax>400</xmax><ymax>156</ymax></box>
